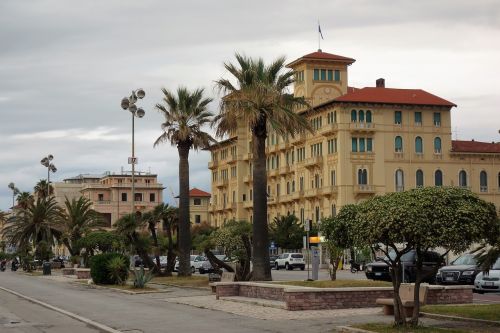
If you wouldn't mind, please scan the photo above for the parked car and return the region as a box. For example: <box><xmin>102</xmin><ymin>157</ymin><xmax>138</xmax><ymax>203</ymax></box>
<box><xmin>436</xmin><ymin>253</ymin><xmax>480</xmax><ymax>285</ymax></box>
<box><xmin>199</xmin><ymin>255</ymin><xmax>228</xmax><ymax>274</ymax></box>
<box><xmin>269</xmin><ymin>255</ymin><xmax>279</xmax><ymax>269</ymax></box>
<box><xmin>274</xmin><ymin>253</ymin><xmax>305</xmax><ymax>270</ymax></box>
<box><xmin>365</xmin><ymin>250</ymin><xmax>444</xmax><ymax>283</ymax></box>
<box><xmin>474</xmin><ymin>257</ymin><xmax>500</xmax><ymax>293</ymax></box>
<box><xmin>174</xmin><ymin>255</ymin><xmax>206</xmax><ymax>273</ymax></box>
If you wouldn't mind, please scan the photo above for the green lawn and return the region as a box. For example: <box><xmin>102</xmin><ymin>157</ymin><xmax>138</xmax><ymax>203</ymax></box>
<box><xmin>354</xmin><ymin>323</ymin><xmax>470</xmax><ymax>333</ymax></box>
<box><xmin>421</xmin><ymin>304</ymin><xmax>500</xmax><ymax>322</ymax></box>
<box><xmin>274</xmin><ymin>279</ymin><xmax>392</xmax><ymax>288</ymax></box>
<box><xmin>151</xmin><ymin>275</ymin><xmax>209</xmax><ymax>288</ymax></box>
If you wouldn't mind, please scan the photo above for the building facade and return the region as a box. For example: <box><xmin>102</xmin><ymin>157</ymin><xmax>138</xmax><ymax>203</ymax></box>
<box><xmin>207</xmin><ymin>50</ymin><xmax>500</xmax><ymax>227</ymax></box>
<box><xmin>54</xmin><ymin>171</ymin><xmax>164</xmax><ymax>227</ymax></box>
<box><xmin>186</xmin><ymin>188</ymin><xmax>211</xmax><ymax>225</ymax></box>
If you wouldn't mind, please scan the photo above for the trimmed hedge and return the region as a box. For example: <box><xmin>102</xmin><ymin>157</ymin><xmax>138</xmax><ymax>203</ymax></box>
<box><xmin>90</xmin><ymin>253</ymin><xmax>129</xmax><ymax>285</ymax></box>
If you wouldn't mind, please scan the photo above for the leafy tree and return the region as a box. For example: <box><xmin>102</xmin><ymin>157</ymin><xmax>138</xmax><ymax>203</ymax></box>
<box><xmin>192</xmin><ymin>221</ymin><xmax>217</xmax><ymax>251</ymax></box>
<box><xmin>59</xmin><ymin>197</ymin><xmax>105</xmax><ymax>256</ymax></box>
<box><xmin>114</xmin><ymin>213</ymin><xmax>155</xmax><ymax>272</ymax></box>
<box><xmin>354</xmin><ymin>187</ymin><xmax>498</xmax><ymax>326</ymax></box>
<box><xmin>34</xmin><ymin>180</ymin><xmax>53</xmax><ymax>199</ymax></box>
<box><xmin>205</xmin><ymin>220</ymin><xmax>252</xmax><ymax>281</ymax></box>
<box><xmin>142</xmin><ymin>204</ymin><xmax>165</xmax><ymax>271</ymax></box>
<box><xmin>269</xmin><ymin>214</ymin><xmax>303</xmax><ymax>250</ymax></box>
<box><xmin>16</xmin><ymin>192</ymin><xmax>33</xmax><ymax>210</ymax></box>
<box><xmin>76</xmin><ymin>231</ymin><xmax>124</xmax><ymax>255</ymax></box>
<box><xmin>154</xmin><ymin>87</ymin><xmax>214</xmax><ymax>277</ymax></box>
<box><xmin>4</xmin><ymin>196</ymin><xmax>63</xmax><ymax>252</ymax></box>
<box><xmin>321</xmin><ymin>205</ymin><xmax>356</xmax><ymax>280</ymax></box>
<box><xmin>214</xmin><ymin>54</ymin><xmax>311</xmax><ymax>280</ymax></box>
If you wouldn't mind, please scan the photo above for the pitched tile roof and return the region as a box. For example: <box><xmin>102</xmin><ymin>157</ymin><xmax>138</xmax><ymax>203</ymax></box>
<box><xmin>451</xmin><ymin>140</ymin><xmax>500</xmax><ymax>154</ymax></box>
<box><xmin>189</xmin><ymin>188</ymin><xmax>211</xmax><ymax>197</ymax></box>
<box><xmin>334</xmin><ymin>87</ymin><xmax>456</xmax><ymax>107</ymax></box>
<box><xmin>287</xmin><ymin>50</ymin><xmax>355</xmax><ymax>67</ymax></box>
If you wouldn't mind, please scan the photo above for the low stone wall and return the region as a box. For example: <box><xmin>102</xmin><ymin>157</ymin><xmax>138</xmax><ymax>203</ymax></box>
<box><xmin>62</xmin><ymin>268</ymin><xmax>76</xmax><ymax>275</ymax></box>
<box><xmin>212</xmin><ymin>282</ymin><xmax>474</xmax><ymax>311</ymax></box>
<box><xmin>75</xmin><ymin>268</ymin><xmax>91</xmax><ymax>279</ymax></box>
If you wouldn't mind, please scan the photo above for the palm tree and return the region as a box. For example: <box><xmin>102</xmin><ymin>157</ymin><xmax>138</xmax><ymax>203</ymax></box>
<box><xmin>59</xmin><ymin>197</ymin><xmax>105</xmax><ymax>256</ymax></box>
<box><xmin>16</xmin><ymin>192</ymin><xmax>34</xmax><ymax>210</ymax></box>
<box><xmin>154</xmin><ymin>87</ymin><xmax>214</xmax><ymax>276</ymax></box>
<box><xmin>4</xmin><ymin>196</ymin><xmax>63</xmax><ymax>253</ymax></box>
<box><xmin>214</xmin><ymin>54</ymin><xmax>311</xmax><ymax>280</ymax></box>
<box><xmin>0</xmin><ymin>210</ymin><xmax>7</xmax><ymax>246</ymax></box>
<box><xmin>34</xmin><ymin>180</ymin><xmax>53</xmax><ymax>199</ymax></box>
<box><xmin>160</xmin><ymin>204</ymin><xmax>178</xmax><ymax>276</ymax></box>
<box><xmin>142</xmin><ymin>204</ymin><xmax>165</xmax><ymax>271</ymax></box>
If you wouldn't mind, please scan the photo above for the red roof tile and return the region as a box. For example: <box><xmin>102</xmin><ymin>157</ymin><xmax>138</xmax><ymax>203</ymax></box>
<box><xmin>451</xmin><ymin>140</ymin><xmax>500</xmax><ymax>154</ymax></box>
<box><xmin>287</xmin><ymin>50</ymin><xmax>355</xmax><ymax>67</ymax></box>
<box><xmin>189</xmin><ymin>188</ymin><xmax>211</xmax><ymax>197</ymax></box>
<box><xmin>334</xmin><ymin>87</ymin><xmax>456</xmax><ymax>107</ymax></box>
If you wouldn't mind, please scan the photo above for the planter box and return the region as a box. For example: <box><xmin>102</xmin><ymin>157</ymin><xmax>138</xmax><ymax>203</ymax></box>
<box><xmin>62</xmin><ymin>268</ymin><xmax>76</xmax><ymax>275</ymax></box>
<box><xmin>75</xmin><ymin>268</ymin><xmax>91</xmax><ymax>279</ymax></box>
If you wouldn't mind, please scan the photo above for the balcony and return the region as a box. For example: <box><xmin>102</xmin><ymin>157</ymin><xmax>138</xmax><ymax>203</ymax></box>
<box><xmin>350</xmin><ymin>122</ymin><xmax>375</xmax><ymax>133</ymax></box>
<box><xmin>291</xmin><ymin>133</ymin><xmax>306</xmax><ymax>145</ymax></box>
<box><xmin>243</xmin><ymin>201</ymin><xmax>253</xmax><ymax>209</ymax></box>
<box><xmin>304</xmin><ymin>188</ymin><xmax>320</xmax><ymax>198</ymax></box>
<box><xmin>318</xmin><ymin>123</ymin><xmax>338</xmax><ymax>136</ymax></box>
<box><xmin>227</xmin><ymin>155</ymin><xmax>238</xmax><ymax>164</ymax></box>
<box><xmin>268</xmin><ymin>169</ymin><xmax>279</xmax><ymax>178</ymax></box>
<box><xmin>265</xmin><ymin>145</ymin><xmax>279</xmax><ymax>154</ymax></box>
<box><xmin>278</xmin><ymin>142</ymin><xmax>290</xmax><ymax>151</ymax></box>
<box><xmin>230</xmin><ymin>202</ymin><xmax>237</xmax><ymax>210</ymax></box>
<box><xmin>243</xmin><ymin>175</ymin><xmax>252</xmax><ymax>184</ymax></box>
<box><xmin>215</xmin><ymin>179</ymin><xmax>229</xmax><ymax>188</ymax></box>
<box><xmin>280</xmin><ymin>194</ymin><xmax>292</xmax><ymax>203</ymax></box>
<box><xmin>354</xmin><ymin>184</ymin><xmax>376</xmax><ymax>194</ymax></box>
<box><xmin>394</xmin><ymin>152</ymin><xmax>405</xmax><ymax>160</ymax></box>
<box><xmin>433</xmin><ymin>152</ymin><xmax>443</xmax><ymax>160</ymax></box>
<box><xmin>322</xmin><ymin>186</ymin><xmax>338</xmax><ymax>197</ymax></box>
<box><xmin>243</xmin><ymin>153</ymin><xmax>253</xmax><ymax>161</ymax></box>
<box><xmin>208</xmin><ymin>161</ymin><xmax>218</xmax><ymax>169</ymax></box>
<box><xmin>304</xmin><ymin>156</ymin><xmax>323</xmax><ymax>168</ymax></box>
<box><xmin>413</xmin><ymin>153</ymin><xmax>424</xmax><ymax>160</ymax></box>
<box><xmin>279</xmin><ymin>166</ymin><xmax>291</xmax><ymax>175</ymax></box>
<box><xmin>291</xmin><ymin>190</ymin><xmax>304</xmax><ymax>200</ymax></box>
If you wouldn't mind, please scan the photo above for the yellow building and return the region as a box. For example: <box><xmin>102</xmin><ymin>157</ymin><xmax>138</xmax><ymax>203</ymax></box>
<box><xmin>207</xmin><ymin>50</ymin><xmax>500</xmax><ymax>227</ymax></box>
<box><xmin>185</xmin><ymin>188</ymin><xmax>211</xmax><ymax>225</ymax></box>
<box><xmin>54</xmin><ymin>171</ymin><xmax>164</xmax><ymax>227</ymax></box>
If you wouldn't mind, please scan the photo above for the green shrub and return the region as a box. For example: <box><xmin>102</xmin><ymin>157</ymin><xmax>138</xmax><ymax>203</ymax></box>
<box><xmin>107</xmin><ymin>256</ymin><xmax>128</xmax><ymax>285</ymax></box>
<box><xmin>90</xmin><ymin>253</ymin><xmax>129</xmax><ymax>285</ymax></box>
<box><xmin>132</xmin><ymin>266</ymin><xmax>153</xmax><ymax>288</ymax></box>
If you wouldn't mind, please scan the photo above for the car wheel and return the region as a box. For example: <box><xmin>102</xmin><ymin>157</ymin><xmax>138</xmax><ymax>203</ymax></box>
<box><xmin>300</xmin><ymin>266</ymin><xmax>305</xmax><ymax>271</ymax></box>
<box><xmin>477</xmin><ymin>290</ymin><xmax>484</xmax><ymax>294</ymax></box>
<box><xmin>285</xmin><ymin>263</ymin><xmax>290</xmax><ymax>270</ymax></box>
<box><xmin>199</xmin><ymin>269</ymin><xmax>205</xmax><ymax>274</ymax></box>
<box><xmin>191</xmin><ymin>266</ymin><xmax>195</xmax><ymax>274</ymax></box>
<box><xmin>275</xmin><ymin>263</ymin><xmax>279</xmax><ymax>270</ymax></box>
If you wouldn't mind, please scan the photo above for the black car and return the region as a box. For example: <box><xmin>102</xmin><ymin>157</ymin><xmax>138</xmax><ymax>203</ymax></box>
<box><xmin>436</xmin><ymin>253</ymin><xmax>479</xmax><ymax>285</ymax></box>
<box><xmin>365</xmin><ymin>250</ymin><xmax>444</xmax><ymax>283</ymax></box>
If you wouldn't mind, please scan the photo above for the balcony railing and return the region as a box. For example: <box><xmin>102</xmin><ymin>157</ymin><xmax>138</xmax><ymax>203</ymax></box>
<box><xmin>267</xmin><ymin>169</ymin><xmax>279</xmax><ymax>178</ymax></box>
<box><xmin>215</xmin><ymin>179</ymin><xmax>229</xmax><ymax>188</ymax></box>
<box><xmin>279</xmin><ymin>166</ymin><xmax>291</xmax><ymax>175</ymax></box>
<box><xmin>322</xmin><ymin>186</ymin><xmax>338</xmax><ymax>196</ymax></box>
<box><xmin>208</xmin><ymin>161</ymin><xmax>218</xmax><ymax>169</ymax></box>
<box><xmin>278</xmin><ymin>142</ymin><xmax>290</xmax><ymax>151</ymax></box>
<box><xmin>291</xmin><ymin>190</ymin><xmax>304</xmax><ymax>200</ymax></box>
<box><xmin>291</xmin><ymin>133</ymin><xmax>306</xmax><ymax>145</ymax></box>
<box><xmin>304</xmin><ymin>156</ymin><xmax>323</xmax><ymax>168</ymax></box>
<box><xmin>243</xmin><ymin>201</ymin><xmax>253</xmax><ymax>209</ymax></box>
<box><xmin>355</xmin><ymin>184</ymin><xmax>375</xmax><ymax>193</ymax></box>
<box><xmin>243</xmin><ymin>175</ymin><xmax>252</xmax><ymax>183</ymax></box>
<box><xmin>318</xmin><ymin>123</ymin><xmax>338</xmax><ymax>136</ymax></box>
<box><xmin>350</xmin><ymin>122</ymin><xmax>375</xmax><ymax>132</ymax></box>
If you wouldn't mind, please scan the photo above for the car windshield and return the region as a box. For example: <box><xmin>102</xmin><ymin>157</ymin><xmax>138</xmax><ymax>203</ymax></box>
<box><xmin>190</xmin><ymin>255</ymin><xmax>197</xmax><ymax>261</ymax></box>
<box><xmin>291</xmin><ymin>254</ymin><xmax>303</xmax><ymax>258</ymax></box>
<box><xmin>492</xmin><ymin>258</ymin><xmax>500</xmax><ymax>270</ymax></box>
<box><xmin>451</xmin><ymin>254</ymin><xmax>477</xmax><ymax>266</ymax></box>
<box><xmin>215</xmin><ymin>255</ymin><xmax>226</xmax><ymax>260</ymax></box>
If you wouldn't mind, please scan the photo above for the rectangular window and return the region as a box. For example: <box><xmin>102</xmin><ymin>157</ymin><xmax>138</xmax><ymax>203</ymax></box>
<box><xmin>415</xmin><ymin>112</ymin><xmax>422</xmax><ymax>125</ymax></box>
<box><xmin>352</xmin><ymin>138</ymin><xmax>358</xmax><ymax>152</ymax></box>
<box><xmin>327</xmin><ymin>70</ymin><xmax>333</xmax><ymax>81</ymax></box>
<box><xmin>359</xmin><ymin>138</ymin><xmax>365</xmax><ymax>152</ymax></box>
<box><xmin>433</xmin><ymin>112</ymin><xmax>441</xmax><ymax>127</ymax></box>
<box><xmin>134</xmin><ymin>193</ymin><xmax>142</xmax><ymax>202</ymax></box>
<box><xmin>320</xmin><ymin>69</ymin><xmax>326</xmax><ymax>80</ymax></box>
<box><xmin>395</xmin><ymin>111</ymin><xmax>402</xmax><ymax>125</ymax></box>
<box><xmin>313</xmin><ymin>69</ymin><xmax>319</xmax><ymax>80</ymax></box>
<box><xmin>98</xmin><ymin>193</ymin><xmax>104</xmax><ymax>201</ymax></box>
<box><xmin>334</xmin><ymin>70</ymin><xmax>340</xmax><ymax>81</ymax></box>
<box><xmin>150</xmin><ymin>193</ymin><xmax>155</xmax><ymax>202</ymax></box>
<box><xmin>121</xmin><ymin>193</ymin><xmax>127</xmax><ymax>202</ymax></box>
<box><xmin>193</xmin><ymin>198</ymin><xmax>201</xmax><ymax>205</ymax></box>
<box><xmin>195</xmin><ymin>215</ymin><xmax>201</xmax><ymax>224</ymax></box>
<box><xmin>367</xmin><ymin>138</ymin><xmax>373</xmax><ymax>152</ymax></box>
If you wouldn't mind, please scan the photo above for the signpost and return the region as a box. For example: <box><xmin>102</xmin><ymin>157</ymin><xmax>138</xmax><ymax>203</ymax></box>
<box><xmin>304</xmin><ymin>219</ymin><xmax>311</xmax><ymax>280</ymax></box>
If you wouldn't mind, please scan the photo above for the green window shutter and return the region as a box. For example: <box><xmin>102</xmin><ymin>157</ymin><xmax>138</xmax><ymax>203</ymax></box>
<box><xmin>395</xmin><ymin>136</ymin><xmax>403</xmax><ymax>152</ymax></box>
<box><xmin>359</xmin><ymin>138</ymin><xmax>365</xmax><ymax>152</ymax></box>
<box><xmin>352</xmin><ymin>138</ymin><xmax>358</xmax><ymax>152</ymax></box>
<box><xmin>415</xmin><ymin>136</ymin><xmax>423</xmax><ymax>153</ymax></box>
<box><xmin>434</xmin><ymin>137</ymin><xmax>442</xmax><ymax>153</ymax></box>
<box><xmin>366</xmin><ymin>111</ymin><xmax>372</xmax><ymax>123</ymax></box>
<box><xmin>327</xmin><ymin>70</ymin><xmax>333</xmax><ymax>81</ymax></box>
<box><xmin>395</xmin><ymin>111</ymin><xmax>402</xmax><ymax>124</ymax></box>
<box><xmin>313</xmin><ymin>69</ymin><xmax>319</xmax><ymax>80</ymax></box>
<box><xmin>320</xmin><ymin>69</ymin><xmax>326</xmax><ymax>80</ymax></box>
<box><xmin>334</xmin><ymin>70</ymin><xmax>340</xmax><ymax>81</ymax></box>
<box><xmin>351</xmin><ymin>110</ymin><xmax>357</xmax><ymax>122</ymax></box>
<box><xmin>416</xmin><ymin>170</ymin><xmax>424</xmax><ymax>187</ymax></box>
<box><xmin>415</xmin><ymin>112</ymin><xmax>422</xmax><ymax>124</ymax></box>
<box><xmin>367</xmin><ymin>138</ymin><xmax>373</xmax><ymax>152</ymax></box>
<box><xmin>433</xmin><ymin>112</ymin><xmax>441</xmax><ymax>126</ymax></box>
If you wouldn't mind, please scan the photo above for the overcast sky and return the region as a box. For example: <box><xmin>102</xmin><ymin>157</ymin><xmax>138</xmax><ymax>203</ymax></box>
<box><xmin>1</xmin><ymin>0</ymin><xmax>499</xmax><ymax>211</ymax></box>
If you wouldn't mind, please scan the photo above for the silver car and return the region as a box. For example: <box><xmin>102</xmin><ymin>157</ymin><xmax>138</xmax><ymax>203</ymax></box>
<box><xmin>474</xmin><ymin>257</ymin><xmax>500</xmax><ymax>293</ymax></box>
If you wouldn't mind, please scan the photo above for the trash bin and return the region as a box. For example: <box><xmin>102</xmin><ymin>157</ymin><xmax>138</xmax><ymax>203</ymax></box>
<box><xmin>42</xmin><ymin>261</ymin><xmax>51</xmax><ymax>275</ymax></box>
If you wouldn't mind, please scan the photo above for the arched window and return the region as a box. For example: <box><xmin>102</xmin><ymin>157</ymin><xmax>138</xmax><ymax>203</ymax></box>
<box><xmin>435</xmin><ymin>170</ymin><xmax>443</xmax><ymax>186</ymax></box>
<box><xmin>366</xmin><ymin>110</ymin><xmax>372</xmax><ymax>123</ymax></box>
<box><xmin>416</xmin><ymin>170</ymin><xmax>424</xmax><ymax>187</ymax></box>
<box><xmin>351</xmin><ymin>110</ymin><xmax>357</xmax><ymax>122</ymax></box>
<box><xmin>362</xmin><ymin>169</ymin><xmax>368</xmax><ymax>185</ymax></box>
<box><xmin>498</xmin><ymin>172</ymin><xmax>500</xmax><ymax>190</ymax></box>
<box><xmin>434</xmin><ymin>137</ymin><xmax>442</xmax><ymax>154</ymax></box>
<box><xmin>395</xmin><ymin>136</ymin><xmax>403</xmax><ymax>152</ymax></box>
<box><xmin>459</xmin><ymin>170</ymin><xmax>467</xmax><ymax>188</ymax></box>
<box><xmin>415</xmin><ymin>136</ymin><xmax>423</xmax><ymax>154</ymax></box>
<box><xmin>358</xmin><ymin>169</ymin><xmax>368</xmax><ymax>185</ymax></box>
<box><xmin>359</xmin><ymin>110</ymin><xmax>365</xmax><ymax>122</ymax></box>
<box><xmin>395</xmin><ymin>169</ymin><xmax>404</xmax><ymax>192</ymax></box>
<box><xmin>480</xmin><ymin>171</ymin><xmax>488</xmax><ymax>192</ymax></box>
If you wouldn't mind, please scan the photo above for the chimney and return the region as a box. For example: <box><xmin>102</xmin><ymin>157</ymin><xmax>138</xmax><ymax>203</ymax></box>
<box><xmin>376</xmin><ymin>78</ymin><xmax>385</xmax><ymax>88</ymax></box>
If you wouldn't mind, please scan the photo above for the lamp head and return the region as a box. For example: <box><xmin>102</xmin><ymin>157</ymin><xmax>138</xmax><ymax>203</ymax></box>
<box><xmin>121</xmin><ymin>98</ymin><xmax>130</xmax><ymax>110</ymax></box>
<box><xmin>128</xmin><ymin>103</ymin><xmax>137</xmax><ymax>113</ymax></box>
<box><xmin>8</xmin><ymin>182</ymin><xmax>14</xmax><ymax>190</ymax></box>
<box><xmin>136</xmin><ymin>108</ymin><xmax>145</xmax><ymax>118</ymax></box>
<box><xmin>136</xmin><ymin>89</ymin><xmax>145</xmax><ymax>99</ymax></box>
<box><xmin>48</xmin><ymin>154</ymin><xmax>53</xmax><ymax>161</ymax></box>
<box><xmin>41</xmin><ymin>157</ymin><xmax>49</xmax><ymax>166</ymax></box>
<box><xmin>50</xmin><ymin>165</ymin><xmax>57</xmax><ymax>173</ymax></box>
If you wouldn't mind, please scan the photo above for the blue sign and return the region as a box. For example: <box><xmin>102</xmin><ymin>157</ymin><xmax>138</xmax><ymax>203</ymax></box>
<box><xmin>270</xmin><ymin>241</ymin><xmax>276</xmax><ymax>249</ymax></box>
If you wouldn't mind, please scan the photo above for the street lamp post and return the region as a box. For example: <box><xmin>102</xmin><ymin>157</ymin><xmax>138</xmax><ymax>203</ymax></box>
<box><xmin>7</xmin><ymin>182</ymin><xmax>20</xmax><ymax>209</ymax></box>
<box><xmin>40</xmin><ymin>155</ymin><xmax>57</xmax><ymax>197</ymax></box>
<box><xmin>120</xmin><ymin>89</ymin><xmax>145</xmax><ymax>219</ymax></box>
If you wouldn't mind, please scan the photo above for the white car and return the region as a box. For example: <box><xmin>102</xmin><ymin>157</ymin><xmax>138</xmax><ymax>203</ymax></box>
<box><xmin>174</xmin><ymin>255</ymin><xmax>206</xmax><ymax>273</ymax></box>
<box><xmin>274</xmin><ymin>253</ymin><xmax>305</xmax><ymax>270</ymax></box>
<box><xmin>474</xmin><ymin>257</ymin><xmax>500</xmax><ymax>293</ymax></box>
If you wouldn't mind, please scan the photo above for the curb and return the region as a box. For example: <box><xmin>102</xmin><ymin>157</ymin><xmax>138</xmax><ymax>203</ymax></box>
<box><xmin>420</xmin><ymin>312</ymin><xmax>500</xmax><ymax>326</ymax></box>
<box><xmin>149</xmin><ymin>282</ymin><xmax>210</xmax><ymax>291</ymax></box>
<box><xmin>335</xmin><ymin>326</ymin><xmax>374</xmax><ymax>333</ymax></box>
<box><xmin>0</xmin><ymin>286</ymin><xmax>122</xmax><ymax>333</ymax></box>
<box><xmin>72</xmin><ymin>282</ymin><xmax>172</xmax><ymax>295</ymax></box>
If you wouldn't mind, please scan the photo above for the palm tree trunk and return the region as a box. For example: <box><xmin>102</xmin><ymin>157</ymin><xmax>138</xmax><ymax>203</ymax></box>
<box><xmin>251</xmin><ymin>124</ymin><xmax>272</xmax><ymax>281</ymax></box>
<box><xmin>165</xmin><ymin>224</ymin><xmax>176</xmax><ymax>277</ymax></box>
<box><xmin>148</xmin><ymin>222</ymin><xmax>162</xmax><ymax>273</ymax></box>
<box><xmin>177</xmin><ymin>142</ymin><xmax>192</xmax><ymax>276</ymax></box>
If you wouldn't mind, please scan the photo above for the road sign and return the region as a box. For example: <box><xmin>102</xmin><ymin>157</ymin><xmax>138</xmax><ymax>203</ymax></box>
<box><xmin>128</xmin><ymin>157</ymin><xmax>138</xmax><ymax>165</ymax></box>
<box><xmin>304</xmin><ymin>219</ymin><xmax>311</xmax><ymax>232</ymax></box>
<box><xmin>270</xmin><ymin>241</ymin><xmax>276</xmax><ymax>249</ymax></box>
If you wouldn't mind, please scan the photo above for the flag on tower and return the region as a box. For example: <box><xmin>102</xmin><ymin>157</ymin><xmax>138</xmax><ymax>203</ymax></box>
<box><xmin>318</xmin><ymin>23</ymin><xmax>324</xmax><ymax>40</ymax></box>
